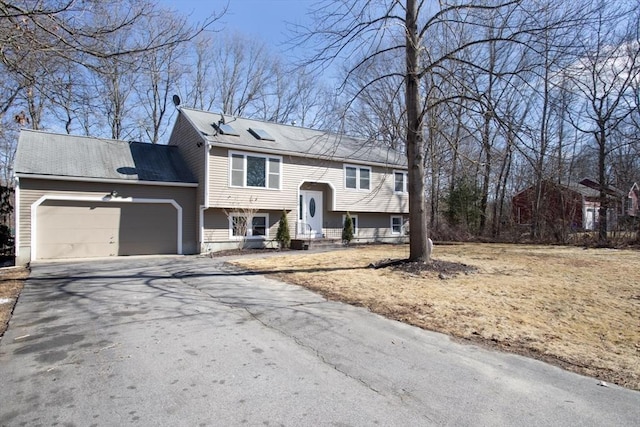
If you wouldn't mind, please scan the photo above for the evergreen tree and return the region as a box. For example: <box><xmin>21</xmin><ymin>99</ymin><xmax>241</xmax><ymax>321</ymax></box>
<box><xmin>342</xmin><ymin>212</ymin><xmax>354</xmax><ymax>245</ymax></box>
<box><xmin>445</xmin><ymin>178</ymin><xmax>482</xmax><ymax>233</ymax></box>
<box><xmin>275</xmin><ymin>210</ymin><xmax>291</xmax><ymax>249</ymax></box>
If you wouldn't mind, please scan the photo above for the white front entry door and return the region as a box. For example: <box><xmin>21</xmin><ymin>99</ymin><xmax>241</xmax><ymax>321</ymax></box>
<box><xmin>301</xmin><ymin>190</ymin><xmax>323</xmax><ymax>238</ymax></box>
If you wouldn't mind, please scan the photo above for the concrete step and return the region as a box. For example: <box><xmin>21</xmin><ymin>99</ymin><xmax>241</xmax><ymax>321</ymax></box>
<box><xmin>291</xmin><ymin>238</ymin><xmax>343</xmax><ymax>250</ymax></box>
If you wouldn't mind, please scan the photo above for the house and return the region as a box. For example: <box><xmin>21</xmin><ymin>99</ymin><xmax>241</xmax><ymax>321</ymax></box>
<box><xmin>13</xmin><ymin>108</ymin><xmax>408</xmax><ymax>263</ymax></box>
<box><xmin>625</xmin><ymin>182</ymin><xmax>639</xmax><ymax>217</ymax></box>
<box><xmin>511</xmin><ymin>179</ymin><xmax>626</xmax><ymax>232</ymax></box>
<box><xmin>167</xmin><ymin>108</ymin><xmax>408</xmax><ymax>253</ymax></box>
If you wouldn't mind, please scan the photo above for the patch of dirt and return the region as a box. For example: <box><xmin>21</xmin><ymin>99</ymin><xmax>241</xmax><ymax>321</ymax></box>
<box><xmin>370</xmin><ymin>258</ymin><xmax>477</xmax><ymax>278</ymax></box>
<box><xmin>0</xmin><ymin>267</ymin><xmax>30</xmax><ymax>339</ymax></box>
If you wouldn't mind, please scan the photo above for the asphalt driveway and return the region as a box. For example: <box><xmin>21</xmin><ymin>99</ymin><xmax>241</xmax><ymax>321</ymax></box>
<box><xmin>0</xmin><ymin>256</ymin><xmax>638</xmax><ymax>426</ymax></box>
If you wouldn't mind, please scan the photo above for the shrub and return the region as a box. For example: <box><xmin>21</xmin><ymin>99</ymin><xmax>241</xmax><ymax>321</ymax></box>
<box><xmin>342</xmin><ymin>212</ymin><xmax>354</xmax><ymax>245</ymax></box>
<box><xmin>276</xmin><ymin>210</ymin><xmax>291</xmax><ymax>249</ymax></box>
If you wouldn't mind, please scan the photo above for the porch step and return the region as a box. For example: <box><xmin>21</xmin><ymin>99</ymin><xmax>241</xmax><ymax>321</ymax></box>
<box><xmin>291</xmin><ymin>238</ymin><xmax>343</xmax><ymax>250</ymax></box>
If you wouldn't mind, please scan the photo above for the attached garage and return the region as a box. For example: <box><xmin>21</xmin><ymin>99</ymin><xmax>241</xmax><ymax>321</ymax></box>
<box><xmin>14</xmin><ymin>130</ymin><xmax>199</xmax><ymax>264</ymax></box>
<box><xmin>35</xmin><ymin>199</ymin><xmax>180</xmax><ymax>260</ymax></box>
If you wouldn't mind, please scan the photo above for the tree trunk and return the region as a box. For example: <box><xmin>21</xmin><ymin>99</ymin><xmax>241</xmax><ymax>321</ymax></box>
<box><xmin>406</xmin><ymin>0</ymin><xmax>429</xmax><ymax>262</ymax></box>
<box><xmin>597</xmin><ymin>126</ymin><xmax>608</xmax><ymax>244</ymax></box>
<box><xmin>479</xmin><ymin>113</ymin><xmax>491</xmax><ymax>234</ymax></box>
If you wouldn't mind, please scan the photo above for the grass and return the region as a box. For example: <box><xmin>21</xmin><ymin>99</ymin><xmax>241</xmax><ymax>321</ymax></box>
<box><xmin>230</xmin><ymin>243</ymin><xmax>640</xmax><ymax>390</ymax></box>
<box><xmin>0</xmin><ymin>267</ymin><xmax>30</xmax><ymax>338</ymax></box>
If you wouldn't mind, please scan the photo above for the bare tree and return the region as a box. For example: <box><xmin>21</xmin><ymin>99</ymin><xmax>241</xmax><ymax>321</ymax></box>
<box><xmin>296</xmin><ymin>0</ymin><xmax>541</xmax><ymax>261</ymax></box>
<box><xmin>135</xmin><ymin>12</ymin><xmax>188</xmax><ymax>143</ymax></box>
<box><xmin>211</xmin><ymin>33</ymin><xmax>272</xmax><ymax>117</ymax></box>
<box><xmin>0</xmin><ymin>0</ymin><xmax>222</xmax><ymax>126</ymax></box>
<box><xmin>565</xmin><ymin>0</ymin><xmax>640</xmax><ymax>244</ymax></box>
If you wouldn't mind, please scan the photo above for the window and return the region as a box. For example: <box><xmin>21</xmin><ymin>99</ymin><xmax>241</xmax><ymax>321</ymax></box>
<box><xmin>247</xmin><ymin>156</ymin><xmax>266</xmax><ymax>187</ymax></box>
<box><xmin>391</xmin><ymin>215</ymin><xmax>403</xmax><ymax>235</ymax></box>
<box><xmin>360</xmin><ymin>168</ymin><xmax>370</xmax><ymax>190</ymax></box>
<box><xmin>344</xmin><ymin>165</ymin><xmax>371</xmax><ymax>191</ymax></box>
<box><xmin>213</xmin><ymin>122</ymin><xmax>240</xmax><ymax>136</ymax></box>
<box><xmin>229</xmin><ymin>151</ymin><xmax>281</xmax><ymax>189</ymax></box>
<box><xmin>299</xmin><ymin>195</ymin><xmax>303</xmax><ymax>220</ymax></box>
<box><xmin>252</xmin><ymin>216</ymin><xmax>267</xmax><ymax>236</ymax></box>
<box><xmin>345</xmin><ymin>166</ymin><xmax>357</xmax><ymax>189</ymax></box>
<box><xmin>229</xmin><ymin>213</ymin><xmax>269</xmax><ymax>239</ymax></box>
<box><xmin>248</xmin><ymin>127</ymin><xmax>275</xmax><ymax>141</ymax></box>
<box><xmin>394</xmin><ymin>171</ymin><xmax>408</xmax><ymax>193</ymax></box>
<box><xmin>342</xmin><ymin>214</ymin><xmax>359</xmax><ymax>235</ymax></box>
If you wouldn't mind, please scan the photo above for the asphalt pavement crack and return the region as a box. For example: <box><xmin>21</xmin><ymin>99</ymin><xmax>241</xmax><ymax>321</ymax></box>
<box><xmin>239</xmin><ymin>304</ymin><xmax>383</xmax><ymax>396</ymax></box>
<box><xmin>169</xmin><ymin>266</ymin><xmax>383</xmax><ymax>396</ymax></box>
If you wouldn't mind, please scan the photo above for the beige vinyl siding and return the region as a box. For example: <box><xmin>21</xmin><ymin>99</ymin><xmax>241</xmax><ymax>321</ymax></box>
<box><xmin>207</xmin><ymin>146</ymin><xmax>408</xmax><ymax>213</ymax></box>
<box><xmin>202</xmin><ymin>207</ymin><xmax>401</xmax><ymax>244</ymax></box>
<box><xmin>168</xmin><ymin>113</ymin><xmax>206</xmax><ymax>206</ymax></box>
<box><xmin>322</xmin><ymin>212</ymin><xmax>406</xmax><ymax>241</ymax></box>
<box><xmin>202</xmin><ymin>208</ymin><xmax>289</xmax><ymax>244</ymax></box>
<box><xmin>18</xmin><ymin>178</ymin><xmax>198</xmax><ymax>259</ymax></box>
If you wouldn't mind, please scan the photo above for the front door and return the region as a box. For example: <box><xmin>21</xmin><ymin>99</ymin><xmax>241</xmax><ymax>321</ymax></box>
<box><xmin>301</xmin><ymin>190</ymin><xmax>323</xmax><ymax>238</ymax></box>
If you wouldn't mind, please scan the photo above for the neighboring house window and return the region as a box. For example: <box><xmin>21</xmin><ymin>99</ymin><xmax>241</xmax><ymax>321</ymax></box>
<box><xmin>229</xmin><ymin>213</ymin><xmax>269</xmax><ymax>239</ymax></box>
<box><xmin>394</xmin><ymin>171</ymin><xmax>408</xmax><ymax>193</ymax></box>
<box><xmin>342</xmin><ymin>214</ymin><xmax>359</xmax><ymax>235</ymax></box>
<box><xmin>391</xmin><ymin>215</ymin><xmax>403</xmax><ymax>235</ymax></box>
<box><xmin>344</xmin><ymin>165</ymin><xmax>371</xmax><ymax>191</ymax></box>
<box><xmin>229</xmin><ymin>151</ymin><xmax>281</xmax><ymax>189</ymax></box>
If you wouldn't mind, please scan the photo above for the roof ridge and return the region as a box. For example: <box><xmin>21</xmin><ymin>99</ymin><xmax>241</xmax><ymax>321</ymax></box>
<box><xmin>178</xmin><ymin>107</ymin><xmax>370</xmax><ymax>142</ymax></box>
<box><xmin>19</xmin><ymin>129</ymin><xmax>172</xmax><ymax>147</ymax></box>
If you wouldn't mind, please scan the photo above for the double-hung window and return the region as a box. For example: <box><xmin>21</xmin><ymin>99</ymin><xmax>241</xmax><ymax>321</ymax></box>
<box><xmin>229</xmin><ymin>214</ymin><xmax>269</xmax><ymax>239</ymax></box>
<box><xmin>391</xmin><ymin>215</ymin><xmax>403</xmax><ymax>235</ymax></box>
<box><xmin>394</xmin><ymin>171</ymin><xmax>408</xmax><ymax>194</ymax></box>
<box><xmin>344</xmin><ymin>165</ymin><xmax>371</xmax><ymax>191</ymax></box>
<box><xmin>230</xmin><ymin>151</ymin><xmax>281</xmax><ymax>189</ymax></box>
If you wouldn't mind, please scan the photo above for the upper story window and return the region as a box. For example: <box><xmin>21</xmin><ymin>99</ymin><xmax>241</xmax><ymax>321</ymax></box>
<box><xmin>394</xmin><ymin>171</ymin><xmax>408</xmax><ymax>194</ymax></box>
<box><xmin>230</xmin><ymin>151</ymin><xmax>281</xmax><ymax>190</ymax></box>
<box><xmin>344</xmin><ymin>164</ymin><xmax>371</xmax><ymax>191</ymax></box>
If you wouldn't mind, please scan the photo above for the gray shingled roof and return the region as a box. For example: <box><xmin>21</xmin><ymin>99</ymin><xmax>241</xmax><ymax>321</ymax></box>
<box><xmin>565</xmin><ymin>181</ymin><xmax>600</xmax><ymax>198</ymax></box>
<box><xmin>15</xmin><ymin>130</ymin><xmax>196</xmax><ymax>184</ymax></box>
<box><xmin>179</xmin><ymin>108</ymin><xmax>407</xmax><ymax>167</ymax></box>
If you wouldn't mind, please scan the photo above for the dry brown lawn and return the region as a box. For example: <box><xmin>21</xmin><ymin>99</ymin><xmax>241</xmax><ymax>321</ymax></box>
<box><xmin>230</xmin><ymin>243</ymin><xmax>640</xmax><ymax>390</ymax></box>
<box><xmin>0</xmin><ymin>267</ymin><xmax>29</xmax><ymax>338</ymax></box>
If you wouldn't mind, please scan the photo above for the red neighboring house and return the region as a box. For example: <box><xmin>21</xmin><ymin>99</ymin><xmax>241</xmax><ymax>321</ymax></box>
<box><xmin>512</xmin><ymin>179</ymin><xmax>629</xmax><ymax>231</ymax></box>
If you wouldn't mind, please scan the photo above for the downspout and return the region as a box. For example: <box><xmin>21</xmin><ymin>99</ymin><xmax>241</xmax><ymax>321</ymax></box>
<box><xmin>200</xmin><ymin>141</ymin><xmax>213</xmax><ymax>252</ymax></box>
<box><xmin>199</xmin><ymin>142</ymin><xmax>212</xmax><ymax>252</ymax></box>
<box><xmin>13</xmin><ymin>176</ymin><xmax>19</xmax><ymax>259</ymax></box>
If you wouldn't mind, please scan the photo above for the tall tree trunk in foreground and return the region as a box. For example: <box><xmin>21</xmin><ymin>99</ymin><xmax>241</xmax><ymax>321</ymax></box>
<box><xmin>405</xmin><ymin>0</ymin><xmax>430</xmax><ymax>262</ymax></box>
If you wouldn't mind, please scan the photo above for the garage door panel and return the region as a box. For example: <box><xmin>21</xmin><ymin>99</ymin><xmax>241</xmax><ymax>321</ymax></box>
<box><xmin>38</xmin><ymin>242</ymin><xmax>118</xmax><ymax>259</ymax></box>
<box><xmin>119</xmin><ymin>204</ymin><xmax>176</xmax><ymax>229</ymax></box>
<box><xmin>39</xmin><ymin>227</ymin><xmax>118</xmax><ymax>243</ymax></box>
<box><xmin>37</xmin><ymin>200</ymin><xmax>177</xmax><ymax>259</ymax></box>
<box><xmin>118</xmin><ymin>241</ymin><xmax>173</xmax><ymax>255</ymax></box>
<box><xmin>39</xmin><ymin>206</ymin><xmax>120</xmax><ymax>231</ymax></box>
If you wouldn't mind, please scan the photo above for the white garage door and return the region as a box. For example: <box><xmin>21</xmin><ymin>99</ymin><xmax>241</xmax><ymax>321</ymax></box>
<box><xmin>37</xmin><ymin>200</ymin><xmax>178</xmax><ymax>259</ymax></box>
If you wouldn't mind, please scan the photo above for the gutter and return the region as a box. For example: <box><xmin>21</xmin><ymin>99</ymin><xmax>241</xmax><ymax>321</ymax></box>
<box><xmin>15</xmin><ymin>173</ymin><xmax>198</xmax><ymax>188</ymax></box>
